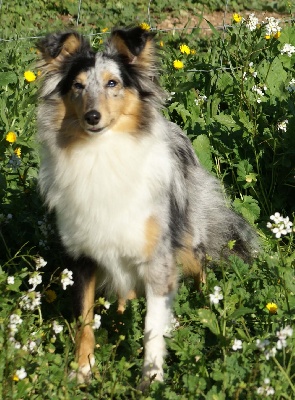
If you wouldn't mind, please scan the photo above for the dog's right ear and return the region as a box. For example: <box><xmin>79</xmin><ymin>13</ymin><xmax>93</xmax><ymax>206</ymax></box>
<box><xmin>37</xmin><ymin>32</ymin><xmax>91</xmax><ymax>72</ymax></box>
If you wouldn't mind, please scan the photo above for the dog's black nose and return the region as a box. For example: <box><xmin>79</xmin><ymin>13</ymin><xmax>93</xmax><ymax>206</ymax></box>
<box><xmin>84</xmin><ymin>110</ymin><xmax>101</xmax><ymax>126</ymax></box>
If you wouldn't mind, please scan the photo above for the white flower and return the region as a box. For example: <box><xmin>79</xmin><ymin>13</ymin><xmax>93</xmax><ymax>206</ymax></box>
<box><xmin>194</xmin><ymin>94</ymin><xmax>207</xmax><ymax>106</ymax></box>
<box><xmin>256</xmin><ymin>338</ymin><xmax>270</xmax><ymax>350</ymax></box>
<box><xmin>256</xmin><ymin>387</ymin><xmax>264</xmax><ymax>395</ymax></box>
<box><xmin>104</xmin><ymin>301</ymin><xmax>111</xmax><ymax>310</ymax></box>
<box><xmin>28</xmin><ymin>340</ymin><xmax>37</xmax><ymax>352</ymax></box>
<box><xmin>35</xmin><ymin>256</ymin><xmax>47</xmax><ymax>270</ymax></box>
<box><xmin>232</xmin><ymin>339</ymin><xmax>243</xmax><ymax>351</ymax></box>
<box><xmin>245</xmin><ymin>13</ymin><xmax>259</xmax><ymax>31</ymax></box>
<box><xmin>264</xmin><ymin>346</ymin><xmax>277</xmax><ymax>360</ymax></box>
<box><xmin>92</xmin><ymin>314</ymin><xmax>101</xmax><ymax>330</ymax></box>
<box><xmin>280</xmin><ymin>43</ymin><xmax>295</xmax><ymax>57</ymax></box>
<box><xmin>257</xmin><ymin>378</ymin><xmax>275</xmax><ymax>397</ymax></box>
<box><xmin>276</xmin><ymin>325</ymin><xmax>293</xmax><ymax>350</ymax></box>
<box><xmin>14</xmin><ymin>341</ymin><xmax>21</xmax><ymax>349</ymax></box>
<box><xmin>28</xmin><ymin>272</ymin><xmax>42</xmax><ymax>291</ymax></box>
<box><xmin>19</xmin><ymin>291</ymin><xmax>42</xmax><ymax>311</ymax></box>
<box><xmin>9</xmin><ymin>314</ymin><xmax>23</xmax><ymax>336</ymax></box>
<box><xmin>61</xmin><ymin>269</ymin><xmax>74</xmax><ymax>290</ymax></box>
<box><xmin>252</xmin><ymin>85</ymin><xmax>267</xmax><ymax>103</ymax></box>
<box><xmin>14</xmin><ymin>367</ymin><xmax>27</xmax><ymax>380</ymax></box>
<box><xmin>277</xmin><ymin>120</ymin><xmax>288</xmax><ymax>132</ymax></box>
<box><xmin>209</xmin><ymin>286</ymin><xmax>223</xmax><ymax>304</ymax></box>
<box><xmin>7</xmin><ymin>276</ymin><xmax>15</xmax><ymax>285</ymax></box>
<box><xmin>266</xmin><ymin>387</ymin><xmax>275</xmax><ymax>396</ymax></box>
<box><xmin>267</xmin><ymin>213</ymin><xmax>293</xmax><ymax>238</ymax></box>
<box><xmin>286</xmin><ymin>78</ymin><xmax>295</xmax><ymax>92</ymax></box>
<box><xmin>167</xmin><ymin>91</ymin><xmax>175</xmax><ymax>101</ymax></box>
<box><xmin>264</xmin><ymin>16</ymin><xmax>281</xmax><ymax>36</ymax></box>
<box><xmin>52</xmin><ymin>321</ymin><xmax>63</xmax><ymax>334</ymax></box>
<box><xmin>164</xmin><ymin>314</ymin><xmax>180</xmax><ymax>337</ymax></box>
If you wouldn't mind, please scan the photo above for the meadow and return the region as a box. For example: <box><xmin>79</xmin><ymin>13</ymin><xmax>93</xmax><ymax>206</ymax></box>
<box><xmin>0</xmin><ymin>1</ymin><xmax>295</xmax><ymax>398</ymax></box>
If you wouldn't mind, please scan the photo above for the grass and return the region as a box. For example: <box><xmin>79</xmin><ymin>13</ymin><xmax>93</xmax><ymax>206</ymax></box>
<box><xmin>0</xmin><ymin>1</ymin><xmax>295</xmax><ymax>399</ymax></box>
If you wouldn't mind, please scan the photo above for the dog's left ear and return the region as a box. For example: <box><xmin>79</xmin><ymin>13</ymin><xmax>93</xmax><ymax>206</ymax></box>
<box><xmin>106</xmin><ymin>27</ymin><xmax>156</xmax><ymax>71</ymax></box>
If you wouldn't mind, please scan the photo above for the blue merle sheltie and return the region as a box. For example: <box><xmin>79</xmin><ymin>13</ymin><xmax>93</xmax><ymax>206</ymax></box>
<box><xmin>37</xmin><ymin>26</ymin><xmax>257</xmax><ymax>387</ymax></box>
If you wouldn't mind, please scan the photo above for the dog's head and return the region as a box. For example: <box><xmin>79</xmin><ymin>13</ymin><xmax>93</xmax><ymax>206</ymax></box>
<box><xmin>37</xmin><ymin>27</ymin><xmax>164</xmax><ymax>136</ymax></box>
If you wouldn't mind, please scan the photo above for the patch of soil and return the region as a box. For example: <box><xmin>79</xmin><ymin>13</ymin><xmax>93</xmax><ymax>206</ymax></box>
<box><xmin>157</xmin><ymin>10</ymin><xmax>289</xmax><ymax>34</ymax></box>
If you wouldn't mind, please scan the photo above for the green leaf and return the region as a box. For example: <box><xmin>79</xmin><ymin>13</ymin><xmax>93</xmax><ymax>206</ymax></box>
<box><xmin>233</xmin><ymin>196</ymin><xmax>260</xmax><ymax>224</ymax></box>
<box><xmin>216</xmin><ymin>72</ymin><xmax>234</xmax><ymax>94</ymax></box>
<box><xmin>238</xmin><ymin>110</ymin><xmax>254</xmax><ymax>133</ymax></box>
<box><xmin>236</xmin><ymin>160</ymin><xmax>253</xmax><ymax>181</ymax></box>
<box><xmin>198</xmin><ymin>308</ymin><xmax>220</xmax><ymax>336</ymax></box>
<box><xmin>260</xmin><ymin>58</ymin><xmax>287</xmax><ymax>97</ymax></box>
<box><xmin>204</xmin><ymin>19</ymin><xmax>220</xmax><ymax>38</ymax></box>
<box><xmin>229</xmin><ymin>307</ymin><xmax>255</xmax><ymax>320</ymax></box>
<box><xmin>214</xmin><ymin>114</ymin><xmax>236</xmax><ymax>129</ymax></box>
<box><xmin>0</xmin><ymin>71</ymin><xmax>17</xmax><ymax>86</ymax></box>
<box><xmin>192</xmin><ymin>134</ymin><xmax>213</xmax><ymax>171</ymax></box>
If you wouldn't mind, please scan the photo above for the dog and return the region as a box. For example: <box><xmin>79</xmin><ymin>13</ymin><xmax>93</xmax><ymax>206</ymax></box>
<box><xmin>37</xmin><ymin>26</ymin><xmax>257</xmax><ymax>387</ymax></box>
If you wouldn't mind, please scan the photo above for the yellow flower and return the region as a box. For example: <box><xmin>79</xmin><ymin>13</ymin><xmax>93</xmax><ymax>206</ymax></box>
<box><xmin>180</xmin><ymin>44</ymin><xmax>191</xmax><ymax>55</ymax></box>
<box><xmin>190</xmin><ymin>49</ymin><xmax>196</xmax><ymax>55</ymax></box>
<box><xmin>13</xmin><ymin>374</ymin><xmax>19</xmax><ymax>382</ymax></box>
<box><xmin>101</xmin><ymin>27</ymin><xmax>108</xmax><ymax>33</ymax></box>
<box><xmin>233</xmin><ymin>13</ymin><xmax>242</xmax><ymax>23</ymax></box>
<box><xmin>14</xmin><ymin>147</ymin><xmax>21</xmax><ymax>158</ymax></box>
<box><xmin>173</xmin><ymin>60</ymin><xmax>184</xmax><ymax>69</ymax></box>
<box><xmin>45</xmin><ymin>289</ymin><xmax>57</xmax><ymax>303</ymax></box>
<box><xmin>265</xmin><ymin>35</ymin><xmax>271</xmax><ymax>40</ymax></box>
<box><xmin>159</xmin><ymin>41</ymin><xmax>164</xmax><ymax>47</ymax></box>
<box><xmin>24</xmin><ymin>70</ymin><xmax>36</xmax><ymax>82</ymax></box>
<box><xmin>6</xmin><ymin>131</ymin><xmax>17</xmax><ymax>143</ymax></box>
<box><xmin>274</xmin><ymin>31</ymin><xmax>281</xmax><ymax>39</ymax></box>
<box><xmin>139</xmin><ymin>22</ymin><xmax>150</xmax><ymax>31</ymax></box>
<box><xmin>266</xmin><ymin>302</ymin><xmax>278</xmax><ymax>314</ymax></box>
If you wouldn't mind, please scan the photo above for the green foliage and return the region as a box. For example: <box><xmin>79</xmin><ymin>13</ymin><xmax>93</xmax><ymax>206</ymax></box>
<box><xmin>0</xmin><ymin>2</ymin><xmax>295</xmax><ymax>399</ymax></box>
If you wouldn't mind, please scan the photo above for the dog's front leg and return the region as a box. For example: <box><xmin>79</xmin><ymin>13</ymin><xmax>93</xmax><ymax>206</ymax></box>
<box><xmin>71</xmin><ymin>257</ymin><xmax>97</xmax><ymax>383</ymax></box>
<box><xmin>141</xmin><ymin>283</ymin><xmax>176</xmax><ymax>388</ymax></box>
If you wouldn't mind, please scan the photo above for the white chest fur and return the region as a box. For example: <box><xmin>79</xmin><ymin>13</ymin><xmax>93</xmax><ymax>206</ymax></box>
<box><xmin>42</xmin><ymin>129</ymin><xmax>172</xmax><ymax>275</ymax></box>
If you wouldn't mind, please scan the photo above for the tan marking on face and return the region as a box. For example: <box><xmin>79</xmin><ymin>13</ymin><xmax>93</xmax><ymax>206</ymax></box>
<box><xmin>54</xmin><ymin>95</ymin><xmax>89</xmax><ymax>149</ymax></box>
<box><xmin>111</xmin><ymin>89</ymin><xmax>142</xmax><ymax>134</ymax></box>
<box><xmin>75</xmin><ymin>273</ymin><xmax>96</xmax><ymax>371</ymax></box>
<box><xmin>176</xmin><ymin>233</ymin><xmax>206</xmax><ymax>289</ymax></box>
<box><xmin>144</xmin><ymin>216</ymin><xmax>161</xmax><ymax>260</ymax></box>
<box><xmin>73</xmin><ymin>71</ymin><xmax>88</xmax><ymax>87</ymax></box>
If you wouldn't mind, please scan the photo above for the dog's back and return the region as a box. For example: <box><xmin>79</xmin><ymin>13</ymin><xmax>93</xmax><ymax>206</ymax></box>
<box><xmin>37</xmin><ymin>26</ymin><xmax>258</xmax><ymax>387</ymax></box>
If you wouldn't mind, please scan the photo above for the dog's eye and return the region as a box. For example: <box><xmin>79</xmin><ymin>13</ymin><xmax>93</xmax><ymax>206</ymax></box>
<box><xmin>106</xmin><ymin>80</ymin><xmax>117</xmax><ymax>88</ymax></box>
<box><xmin>73</xmin><ymin>81</ymin><xmax>85</xmax><ymax>90</ymax></box>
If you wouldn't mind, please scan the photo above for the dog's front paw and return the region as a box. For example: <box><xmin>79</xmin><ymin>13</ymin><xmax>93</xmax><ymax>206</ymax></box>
<box><xmin>69</xmin><ymin>356</ymin><xmax>95</xmax><ymax>384</ymax></box>
<box><xmin>138</xmin><ymin>366</ymin><xmax>164</xmax><ymax>391</ymax></box>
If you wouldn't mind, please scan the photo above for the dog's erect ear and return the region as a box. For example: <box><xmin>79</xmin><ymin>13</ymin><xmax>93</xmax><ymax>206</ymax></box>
<box><xmin>106</xmin><ymin>27</ymin><xmax>157</xmax><ymax>71</ymax></box>
<box><xmin>37</xmin><ymin>32</ymin><xmax>91</xmax><ymax>72</ymax></box>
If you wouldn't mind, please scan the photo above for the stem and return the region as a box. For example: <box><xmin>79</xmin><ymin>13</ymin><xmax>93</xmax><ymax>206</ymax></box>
<box><xmin>273</xmin><ymin>357</ymin><xmax>295</xmax><ymax>394</ymax></box>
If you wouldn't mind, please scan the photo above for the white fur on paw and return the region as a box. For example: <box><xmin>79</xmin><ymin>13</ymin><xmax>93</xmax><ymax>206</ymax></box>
<box><xmin>69</xmin><ymin>356</ymin><xmax>95</xmax><ymax>384</ymax></box>
<box><xmin>138</xmin><ymin>366</ymin><xmax>164</xmax><ymax>391</ymax></box>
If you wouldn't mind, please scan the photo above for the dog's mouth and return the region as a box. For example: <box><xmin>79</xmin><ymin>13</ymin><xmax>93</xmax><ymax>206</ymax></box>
<box><xmin>87</xmin><ymin>127</ymin><xmax>104</xmax><ymax>133</ymax></box>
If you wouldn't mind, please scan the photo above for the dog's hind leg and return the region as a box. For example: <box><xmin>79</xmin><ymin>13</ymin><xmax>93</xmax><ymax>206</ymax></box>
<box><xmin>117</xmin><ymin>289</ymin><xmax>137</xmax><ymax>314</ymax></box>
<box><xmin>70</xmin><ymin>256</ymin><xmax>97</xmax><ymax>383</ymax></box>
